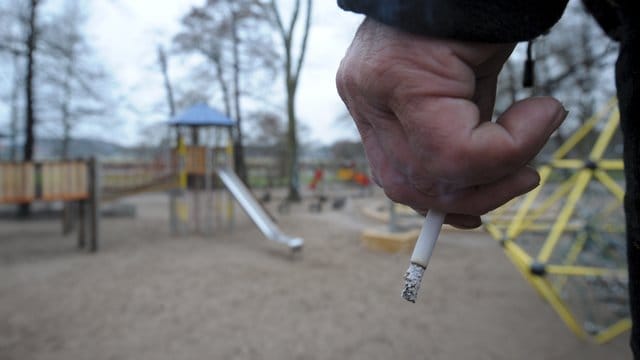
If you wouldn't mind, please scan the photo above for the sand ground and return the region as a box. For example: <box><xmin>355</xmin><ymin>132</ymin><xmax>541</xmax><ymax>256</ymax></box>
<box><xmin>0</xmin><ymin>190</ymin><xmax>633</xmax><ymax>360</ymax></box>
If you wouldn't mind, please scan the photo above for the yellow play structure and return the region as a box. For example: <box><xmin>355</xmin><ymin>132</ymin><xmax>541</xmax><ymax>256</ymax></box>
<box><xmin>484</xmin><ymin>98</ymin><xmax>629</xmax><ymax>343</ymax></box>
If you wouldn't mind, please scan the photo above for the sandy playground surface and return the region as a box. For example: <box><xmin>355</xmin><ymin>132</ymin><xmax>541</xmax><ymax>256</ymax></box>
<box><xmin>0</xmin><ymin>189</ymin><xmax>633</xmax><ymax>360</ymax></box>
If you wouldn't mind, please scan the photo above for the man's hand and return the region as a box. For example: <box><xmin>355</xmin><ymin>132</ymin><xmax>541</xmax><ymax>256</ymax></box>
<box><xmin>336</xmin><ymin>18</ymin><xmax>567</xmax><ymax>228</ymax></box>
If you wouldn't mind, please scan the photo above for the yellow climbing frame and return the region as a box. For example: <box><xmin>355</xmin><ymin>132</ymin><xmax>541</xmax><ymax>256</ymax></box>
<box><xmin>484</xmin><ymin>98</ymin><xmax>630</xmax><ymax>343</ymax></box>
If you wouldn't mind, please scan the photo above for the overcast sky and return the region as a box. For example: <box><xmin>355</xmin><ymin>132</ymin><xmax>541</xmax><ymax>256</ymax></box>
<box><xmin>84</xmin><ymin>0</ymin><xmax>363</xmax><ymax>146</ymax></box>
<box><xmin>1</xmin><ymin>0</ymin><xmax>616</xmax><ymax>147</ymax></box>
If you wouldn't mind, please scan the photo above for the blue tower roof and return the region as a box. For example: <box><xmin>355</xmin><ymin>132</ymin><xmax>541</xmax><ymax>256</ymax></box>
<box><xmin>168</xmin><ymin>103</ymin><xmax>235</xmax><ymax>127</ymax></box>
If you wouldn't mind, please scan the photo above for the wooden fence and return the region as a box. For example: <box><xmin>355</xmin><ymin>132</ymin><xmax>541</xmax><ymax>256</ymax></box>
<box><xmin>0</xmin><ymin>160</ymin><xmax>89</xmax><ymax>204</ymax></box>
<box><xmin>0</xmin><ymin>159</ymin><xmax>99</xmax><ymax>252</ymax></box>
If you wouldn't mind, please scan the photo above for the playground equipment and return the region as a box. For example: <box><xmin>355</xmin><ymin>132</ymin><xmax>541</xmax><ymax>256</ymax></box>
<box><xmin>101</xmin><ymin>160</ymin><xmax>176</xmax><ymax>202</ymax></box>
<box><xmin>360</xmin><ymin>200</ymin><xmax>429</xmax><ymax>253</ymax></box>
<box><xmin>0</xmin><ymin>158</ymin><xmax>100</xmax><ymax>252</ymax></box>
<box><xmin>168</xmin><ymin>103</ymin><xmax>303</xmax><ymax>251</ymax></box>
<box><xmin>484</xmin><ymin>98</ymin><xmax>629</xmax><ymax>343</ymax></box>
<box><xmin>167</xmin><ymin>103</ymin><xmax>238</xmax><ymax>236</ymax></box>
<box><xmin>305</xmin><ymin>162</ymin><xmax>372</xmax><ymax>213</ymax></box>
<box><xmin>97</xmin><ymin>139</ymin><xmax>226</xmax><ymax>233</ymax></box>
<box><xmin>1</xmin><ymin>104</ymin><xmax>303</xmax><ymax>254</ymax></box>
<box><xmin>335</xmin><ymin>163</ymin><xmax>372</xmax><ymax>190</ymax></box>
<box><xmin>217</xmin><ymin>167</ymin><xmax>302</xmax><ymax>251</ymax></box>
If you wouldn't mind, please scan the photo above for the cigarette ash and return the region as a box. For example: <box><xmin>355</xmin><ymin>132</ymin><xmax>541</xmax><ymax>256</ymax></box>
<box><xmin>402</xmin><ymin>263</ymin><xmax>426</xmax><ymax>303</ymax></box>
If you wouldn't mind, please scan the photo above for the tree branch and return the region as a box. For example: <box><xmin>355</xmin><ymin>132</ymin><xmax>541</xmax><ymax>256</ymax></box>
<box><xmin>540</xmin><ymin>47</ymin><xmax>613</xmax><ymax>91</ymax></box>
<box><xmin>0</xmin><ymin>41</ymin><xmax>24</xmax><ymax>56</ymax></box>
<box><xmin>286</xmin><ymin>0</ymin><xmax>301</xmax><ymax>42</ymax></box>
<box><xmin>269</xmin><ymin>0</ymin><xmax>288</xmax><ymax>43</ymax></box>
<box><xmin>293</xmin><ymin>0</ymin><xmax>312</xmax><ymax>83</ymax></box>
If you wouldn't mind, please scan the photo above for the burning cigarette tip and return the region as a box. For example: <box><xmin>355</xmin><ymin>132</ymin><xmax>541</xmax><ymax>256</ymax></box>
<box><xmin>402</xmin><ymin>263</ymin><xmax>426</xmax><ymax>303</ymax></box>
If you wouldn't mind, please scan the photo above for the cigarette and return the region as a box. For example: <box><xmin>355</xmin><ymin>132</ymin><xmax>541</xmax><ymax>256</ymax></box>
<box><xmin>401</xmin><ymin>209</ymin><xmax>446</xmax><ymax>303</ymax></box>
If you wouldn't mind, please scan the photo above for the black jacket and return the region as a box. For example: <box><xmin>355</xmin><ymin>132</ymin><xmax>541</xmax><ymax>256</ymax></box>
<box><xmin>338</xmin><ymin>0</ymin><xmax>568</xmax><ymax>42</ymax></box>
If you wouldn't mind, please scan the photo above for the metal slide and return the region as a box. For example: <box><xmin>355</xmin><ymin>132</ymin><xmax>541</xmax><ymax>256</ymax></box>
<box><xmin>216</xmin><ymin>167</ymin><xmax>303</xmax><ymax>251</ymax></box>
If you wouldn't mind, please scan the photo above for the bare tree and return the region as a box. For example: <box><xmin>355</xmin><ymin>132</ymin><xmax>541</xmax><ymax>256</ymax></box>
<box><xmin>267</xmin><ymin>0</ymin><xmax>313</xmax><ymax>201</ymax></box>
<box><xmin>174</xmin><ymin>0</ymin><xmax>278</xmax><ymax>183</ymax></box>
<box><xmin>0</xmin><ymin>0</ymin><xmax>24</xmax><ymax>56</ymax></box>
<box><xmin>494</xmin><ymin>1</ymin><xmax>617</xmax><ymax>159</ymax></box>
<box><xmin>6</xmin><ymin>0</ymin><xmax>42</xmax><ymax>215</ymax></box>
<box><xmin>8</xmin><ymin>54</ymin><xmax>22</xmax><ymax>161</ymax></box>
<box><xmin>157</xmin><ymin>45</ymin><xmax>176</xmax><ymax>118</ymax></box>
<box><xmin>38</xmin><ymin>0</ymin><xmax>110</xmax><ymax>159</ymax></box>
<box><xmin>10</xmin><ymin>0</ymin><xmax>40</xmax><ymax>215</ymax></box>
<box><xmin>175</xmin><ymin>5</ymin><xmax>232</xmax><ymax>117</ymax></box>
<box><xmin>0</xmin><ymin>1</ymin><xmax>24</xmax><ymax>161</ymax></box>
<box><xmin>535</xmin><ymin>3</ymin><xmax>615</xmax><ymax>122</ymax></box>
<box><xmin>23</xmin><ymin>0</ymin><xmax>40</xmax><ymax>164</ymax></box>
<box><xmin>245</xmin><ymin>111</ymin><xmax>286</xmax><ymax>146</ymax></box>
<box><xmin>1</xmin><ymin>0</ymin><xmax>114</xmax><ymax>162</ymax></box>
<box><xmin>157</xmin><ymin>43</ymin><xmax>179</xmax><ymax>154</ymax></box>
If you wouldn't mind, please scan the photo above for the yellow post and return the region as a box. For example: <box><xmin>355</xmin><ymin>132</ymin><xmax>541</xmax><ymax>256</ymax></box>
<box><xmin>178</xmin><ymin>135</ymin><xmax>188</xmax><ymax>190</ymax></box>
<box><xmin>537</xmin><ymin>169</ymin><xmax>592</xmax><ymax>263</ymax></box>
<box><xmin>176</xmin><ymin>135</ymin><xmax>189</xmax><ymax>226</ymax></box>
<box><xmin>225</xmin><ymin>130</ymin><xmax>235</xmax><ymax>227</ymax></box>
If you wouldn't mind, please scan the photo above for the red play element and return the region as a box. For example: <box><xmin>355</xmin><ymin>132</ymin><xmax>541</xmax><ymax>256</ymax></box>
<box><xmin>353</xmin><ymin>172</ymin><xmax>370</xmax><ymax>187</ymax></box>
<box><xmin>309</xmin><ymin>168</ymin><xmax>324</xmax><ymax>190</ymax></box>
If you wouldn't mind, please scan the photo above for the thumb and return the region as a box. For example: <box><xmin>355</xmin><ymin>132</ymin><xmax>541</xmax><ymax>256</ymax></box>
<box><xmin>466</xmin><ymin>96</ymin><xmax>567</xmax><ymax>182</ymax></box>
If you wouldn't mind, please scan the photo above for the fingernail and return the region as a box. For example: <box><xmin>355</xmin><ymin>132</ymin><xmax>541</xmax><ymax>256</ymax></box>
<box><xmin>555</xmin><ymin>104</ymin><xmax>569</xmax><ymax>124</ymax></box>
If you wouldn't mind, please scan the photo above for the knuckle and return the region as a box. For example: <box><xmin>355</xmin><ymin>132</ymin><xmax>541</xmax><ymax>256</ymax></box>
<box><xmin>335</xmin><ymin>65</ymin><xmax>356</xmax><ymax>100</ymax></box>
<box><xmin>407</xmin><ymin>174</ymin><xmax>439</xmax><ymax>198</ymax></box>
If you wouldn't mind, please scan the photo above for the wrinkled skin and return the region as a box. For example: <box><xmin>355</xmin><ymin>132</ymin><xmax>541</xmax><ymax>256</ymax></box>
<box><xmin>336</xmin><ymin>18</ymin><xmax>567</xmax><ymax>228</ymax></box>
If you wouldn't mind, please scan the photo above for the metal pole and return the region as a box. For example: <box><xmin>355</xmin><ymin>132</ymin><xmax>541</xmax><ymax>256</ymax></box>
<box><xmin>88</xmin><ymin>157</ymin><xmax>100</xmax><ymax>252</ymax></box>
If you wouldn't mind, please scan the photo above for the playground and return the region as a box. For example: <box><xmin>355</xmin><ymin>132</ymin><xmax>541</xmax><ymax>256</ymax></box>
<box><xmin>0</xmin><ymin>101</ymin><xmax>632</xmax><ymax>359</ymax></box>
<box><xmin>0</xmin><ymin>189</ymin><xmax>630</xmax><ymax>360</ymax></box>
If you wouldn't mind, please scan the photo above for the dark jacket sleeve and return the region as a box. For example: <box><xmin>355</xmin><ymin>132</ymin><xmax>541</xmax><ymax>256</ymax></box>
<box><xmin>581</xmin><ymin>0</ymin><xmax>622</xmax><ymax>41</ymax></box>
<box><xmin>337</xmin><ymin>0</ymin><xmax>569</xmax><ymax>43</ymax></box>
